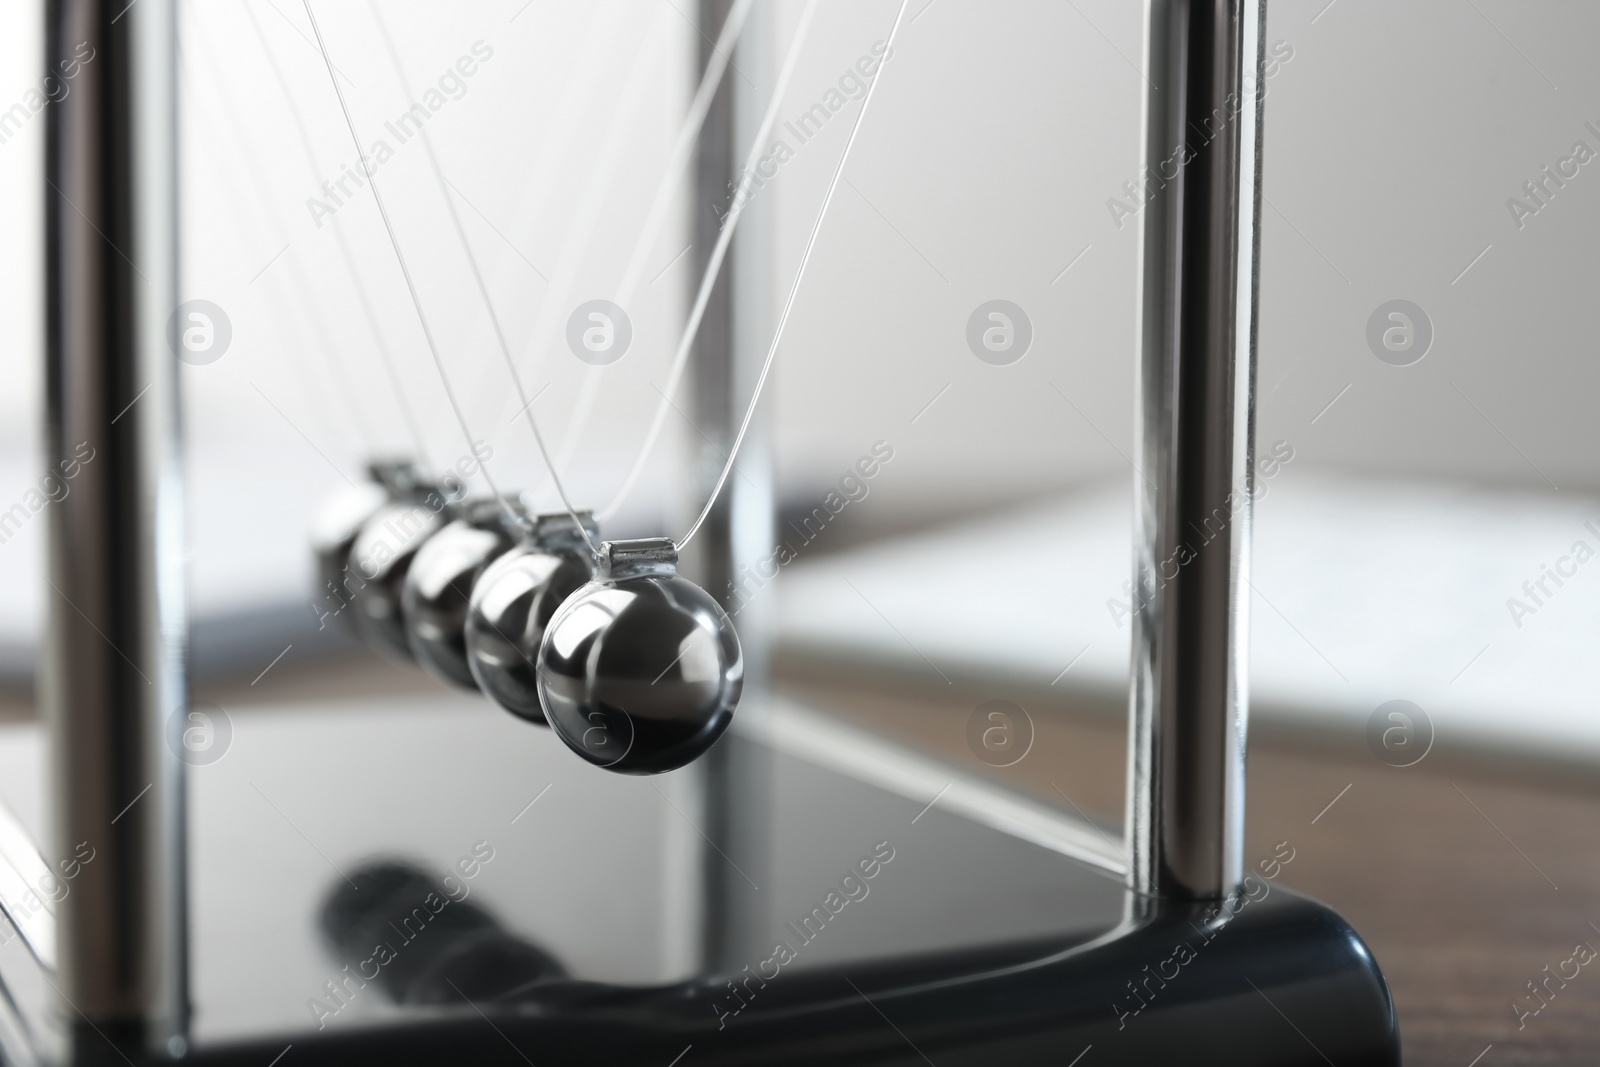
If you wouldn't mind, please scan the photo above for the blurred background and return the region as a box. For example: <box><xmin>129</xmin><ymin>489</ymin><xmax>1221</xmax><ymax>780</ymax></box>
<box><xmin>1</xmin><ymin>1</ymin><xmax>1598</xmax><ymax>1063</ymax></box>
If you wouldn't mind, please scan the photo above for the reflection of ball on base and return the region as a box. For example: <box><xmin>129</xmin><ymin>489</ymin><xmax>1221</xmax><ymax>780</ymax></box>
<box><xmin>466</xmin><ymin>512</ymin><xmax>598</xmax><ymax>724</ymax></box>
<box><xmin>537</xmin><ymin>538</ymin><xmax>741</xmax><ymax>774</ymax></box>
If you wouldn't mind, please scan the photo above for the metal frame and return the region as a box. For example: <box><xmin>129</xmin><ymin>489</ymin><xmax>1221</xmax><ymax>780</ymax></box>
<box><xmin>32</xmin><ymin>1</ymin><xmax>1399</xmax><ymax>1064</ymax></box>
<box><xmin>684</xmin><ymin>0</ymin><xmax>778</xmax><ymax>975</ymax></box>
<box><xmin>43</xmin><ymin>0</ymin><xmax>187</xmax><ymax>1061</ymax></box>
<box><xmin>1128</xmin><ymin>0</ymin><xmax>1263</xmax><ymax>902</ymax></box>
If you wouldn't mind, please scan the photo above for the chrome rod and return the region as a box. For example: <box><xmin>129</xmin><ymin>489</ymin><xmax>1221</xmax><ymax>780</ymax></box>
<box><xmin>43</xmin><ymin>0</ymin><xmax>187</xmax><ymax>1059</ymax></box>
<box><xmin>1127</xmin><ymin>0</ymin><xmax>1264</xmax><ymax>902</ymax></box>
<box><xmin>681</xmin><ymin>0</ymin><xmax>776</xmax><ymax>973</ymax></box>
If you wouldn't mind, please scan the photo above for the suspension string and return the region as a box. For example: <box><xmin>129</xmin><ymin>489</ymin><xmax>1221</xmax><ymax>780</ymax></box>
<box><xmin>508</xmin><ymin>5</ymin><xmax>673</xmax><ymax>500</ymax></box>
<box><xmin>243</xmin><ymin>1</ymin><xmax>436</xmax><ymax>475</ymax></box>
<box><xmin>367</xmin><ymin>3</ymin><xmax>593</xmax><ymax>551</ymax></box>
<box><xmin>677</xmin><ymin>0</ymin><xmax>908</xmax><ymax>550</ymax></box>
<box><xmin>548</xmin><ymin>0</ymin><xmax>753</xmax><ymax>475</ymax></box>
<box><xmin>181</xmin><ymin>11</ymin><xmax>381</xmax><ymax>456</ymax></box>
<box><xmin>447</xmin><ymin>12</ymin><xmax>620</xmax><ymax>440</ymax></box>
<box><xmin>596</xmin><ymin>0</ymin><xmax>821</xmax><ymax>525</ymax></box>
<box><xmin>303</xmin><ymin>0</ymin><xmax>520</xmax><ymax>527</ymax></box>
<box><xmin>617</xmin><ymin>0</ymin><xmax>751</xmax><ymax>305</ymax></box>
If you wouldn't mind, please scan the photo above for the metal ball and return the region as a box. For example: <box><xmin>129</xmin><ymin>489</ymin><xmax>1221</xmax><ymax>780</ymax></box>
<box><xmin>348</xmin><ymin>481</ymin><xmax>457</xmax><ymax>664</ymax></box>
<box><xmin>537</xmin><ymin>538</ymin><xmax>741</xmax><ymax>775</ymax></box>
<box><xmin>309</xmin><ymin>460</ymin><xmax>423</xmax><ymax>633</ymax></box>
<box><xmin>402</xmin><ymin>498</ymin><xmax>534</xmax><ymax>689</ymax></box>
<box><xmin>465</xmin><ymin>513</ymin><xmax>598</xmax><ymax>725</ymax></box>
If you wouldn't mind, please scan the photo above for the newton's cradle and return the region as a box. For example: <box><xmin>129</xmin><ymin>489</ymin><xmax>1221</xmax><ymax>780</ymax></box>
<box><xmin>19</xmin><ymin>0</ymin><xmax>1400</xmax><ymax>1064</ymax></box>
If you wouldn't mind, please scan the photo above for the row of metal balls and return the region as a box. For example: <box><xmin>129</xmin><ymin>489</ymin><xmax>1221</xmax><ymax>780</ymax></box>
<box><xmin>311</xmin><ymin>461</ymin><xmax>743</xmax><ymax>775</ymax></box>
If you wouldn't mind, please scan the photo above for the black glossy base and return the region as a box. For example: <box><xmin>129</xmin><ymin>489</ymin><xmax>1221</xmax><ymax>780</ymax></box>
<box><xmin>179</xmin><ymin>887</ymin><xmax>1397</xmax><ymax>1067</ymax></box>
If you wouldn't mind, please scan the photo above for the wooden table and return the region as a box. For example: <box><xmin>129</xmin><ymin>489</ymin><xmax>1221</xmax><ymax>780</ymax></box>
<box><xmin>776</xmin><ymin>664</ymin><xmax>1600</xmax><ymax>1067</ymax></box>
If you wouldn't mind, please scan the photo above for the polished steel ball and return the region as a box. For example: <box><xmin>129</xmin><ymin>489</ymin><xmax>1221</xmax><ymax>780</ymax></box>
<box><xmin>348</xmin><ymin>482</ymin><xmax>457</xmax><ymax>664</ymax></box>
<box><xmin>309</xmin><ymin>460</ymin><xmax>423</xmax><ymax>633</ymax></box>
<box><xmin>465</xmin><ymin>513</ymin><xmax>598</xmax><ymax>724</ymax></box>
<box><xmin>402</xmin><ymin>498</ymin><xmax>533</xmax><ymax>689</ymax></box>
<box><xmin>537</xmin><ymin>538</ymin><xmax>741</xmax><ymax>774</ymax></box>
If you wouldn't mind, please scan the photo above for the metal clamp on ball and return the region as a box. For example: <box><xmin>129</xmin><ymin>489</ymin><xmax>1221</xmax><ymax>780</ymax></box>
<box><xmin>599</xmin><ymin>537</ymin><xmax>678</xmax><ymax>578</ymax></box>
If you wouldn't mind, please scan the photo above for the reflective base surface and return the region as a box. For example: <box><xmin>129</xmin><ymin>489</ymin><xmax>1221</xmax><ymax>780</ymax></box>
<box><xmin>0</xmin><ymin>685</ymin><xmax>1396</xmax><ymax>1066</ymax></box>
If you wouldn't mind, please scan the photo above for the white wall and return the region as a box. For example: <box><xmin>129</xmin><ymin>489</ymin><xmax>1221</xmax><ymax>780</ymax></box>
<box><xmin>762</xmin><ymin>0</ymin><xmax>1600</xmax><ymax>518</ymax></box>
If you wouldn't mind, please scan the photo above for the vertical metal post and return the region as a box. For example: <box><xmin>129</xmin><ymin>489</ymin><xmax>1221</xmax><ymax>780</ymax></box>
<box><xmin>1127</xmin><ymin>0</ymin><xmax>1264</xmax><ymax>903</ymax></box>
<box><xmin>43</xmin><ymin>0</ymin><xmax>187</xmax><ymax>1060</ymax></box>
<box><xmin>682</xmin><ymin>0</ymin><xmax>774</xmax><ymax>972</ymax></box>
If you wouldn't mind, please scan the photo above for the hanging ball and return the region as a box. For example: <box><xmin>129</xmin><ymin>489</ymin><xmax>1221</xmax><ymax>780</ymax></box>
<box><xmin>403</xmin><ymin>498</ymin><xmax>534</xmax><ymax>689</ymax></box>
<box><xmin>465</xmin><ymin>512</ymin><xmax>599</xmax><ymax>725</ymax></box>
<box><xmin>348</xmin><ymin>476</ymin><xmax>459</xmax><ymax>663</ymax></box>
<box><xmin>537</xmin><ymin>538</ymin><xmax>741</xmax><ymax>774</ymax></box>
<box><xmin>309</xmin><ymin>460</ymin><xmax>423</xmax><ymax>633</ymax></box>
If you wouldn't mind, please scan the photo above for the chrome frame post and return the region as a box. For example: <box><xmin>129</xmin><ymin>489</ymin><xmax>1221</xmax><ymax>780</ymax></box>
<box><xmin>43</xmin><ymin>0</ymin><xmax>187</xmax><ymax>1059</ymax></box>
<box><xmin>1127</xmin><ymin>0</ymin><xmax>1264</xmax><ymax>902</ymax></box>
<box><xmin>682</xmin><ymin>0</ymin><xmax>775</xmax><ymax>973</ymax></box>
